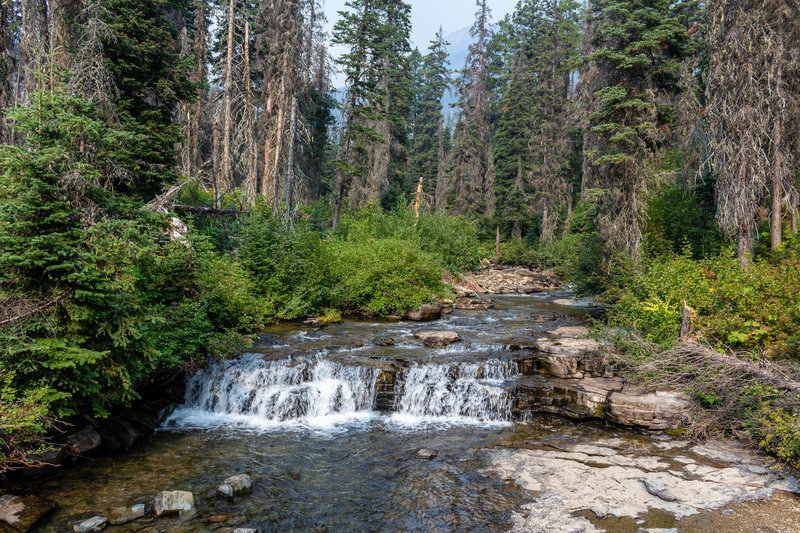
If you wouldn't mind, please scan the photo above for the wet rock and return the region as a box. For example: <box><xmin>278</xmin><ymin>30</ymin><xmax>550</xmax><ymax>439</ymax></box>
<box><xmin>534</xmin><ymin>337</ymin><xmax>600</xmax><ymax>357</ymax></box>
<box><xmin>233</xmin><ymin>529</ymin><xmax>258</xmax><ymax>533</ymax></box>
<box><xmin>453</xmin><ymin>298</ymin><xmax>492</xmax><ymax>311</ymax></box>
<box><xmin>0</xmin><ymin>494</ymin><xmax>56</xmax><ymax>532</ymax></box>
<box><xmin>107</xmin><ymin>504</ymin><xmax>145</xmax><ymax>525</ymax></box>
<box><xmin>642</xmin><ymin>478</ymin><xmax>680</xmax><ymax>502</ymax></box>
<box><xmin>414</xmin><ymin>330</ymin><xmax>461</xmax><ymax>348</ymax></box>
<box><xmin>537</xmin><ymin>353</ymin><xmax>583</xmax><ymax>379</ymax></box>
<box><xmin>373</xmin><ymin>336</ymin><xmax>396</xmax><ymax>347</ymax></box>
<box><xmin>217</xmin><ymin>473</ymin><xmax>252</xmax><ymax>501</ymax></box>
<box><xmin>606</xmin><ymin>389</ymin><xmax>691</xmax><ymax>431</ymax></box>
<box><xmin>207</xmin><ymin>514</ymin><xmax>228</xmax><ymax>523</ymax></box>
<box><xmin>418</xmin><ymin>448</ymin><xmax>438</xmax><ymax>460</ymax></box>
<box><xmin>375</xmin><ymin>370</ymin><xmax>399</xmax><ymax>412</ymax></box>
<box><xmin>73</xmin><ymin>515</ymin><xmax>108</xmax><ymax>533</ymax></box>
<box><xmin>152</xmin><ymin>490</ymin><xmax>196</xmax><ymax>520</ymax></box>
<box><xmin>66</xmin><ymin>426</ymin><xmax>103</xmax><ymax>458</ymax></box>
<box><xmin>514</xmin><ymin>375</ymin><xmax>622</xmax><ymax>420</ymax></box>
<box><xmin>405</xmin><ymin>304</ymin><xmax>443</xmax><ymax>322</ymax></box>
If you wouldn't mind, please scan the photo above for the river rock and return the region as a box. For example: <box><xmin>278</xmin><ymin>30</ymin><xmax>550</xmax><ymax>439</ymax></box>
<box><xmin>217</xmin><ymin>473</ymin><xmax>252</xmax><ymax>501</ymax></box>
<box><xmin>73</xmin><ymin>515</ymin><xmax>108</xmax><ymax>533</ymax></box>
<box><xmin>418</xmin><ymin>448</ymin><xmax>438</xmax><ymax>460</ymax></box>
<box><xmin>152</xmin><ymin>490</ymin><xmax>196</xmax><ymax>520</ymax></box>
<box><xmin>606</xmin><ymin>390</ymin><xmax>691</xmax><ymax>430</ymax></box>
<box><xmin>453</xmin><ymin>298</ymin><xmax>493</xmax><ymax>311</ymax></box>
<box><xmin>66</xmin><ymin>426</ymin><xmax>103</xmax><ymax>458</ymax></box>
<box><xmin>405</xmin><ymin>304</ymin><xmax>442</xmax><ymax>322</ymax></box>
<box><xmin>414</xmin><ymin>330</ymin><xmax>461</xmax><ymax>348</ymax></box>
<box><xmin>107</xmin><ymin>504</ymin><xmax>145</xmax><ymax>525</ymax></box>
<box><xmin>0</xmin><ymin>494</ymin><xmax>56</xmax><ymax>532</ymax></box>
<box><xmin>534</xmin><ymin>337</ymin><xmax>600</xmax><ymax>357</ymax></box>
<box><xmin>373</xmin><ymin>336</ymin><xmax>396</xmax><ymax>347</ymax></box>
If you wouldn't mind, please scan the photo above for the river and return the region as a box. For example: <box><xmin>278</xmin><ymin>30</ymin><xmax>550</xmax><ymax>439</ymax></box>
<box><xmin>30</xmin><ymin>293</ymin><xmax>800</xmax><ymax>532</ymax></box>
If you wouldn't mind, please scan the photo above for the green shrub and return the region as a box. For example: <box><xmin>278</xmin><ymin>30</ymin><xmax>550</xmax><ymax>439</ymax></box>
<box><xmin>0</xmin><ymin>370</ymin><xmax>51</xmax><ymax>472</ymax></box>
<box><xmin>329</xmin><ymin>238</ymin><xmax>450</xmax><ymax>316</ymax></box>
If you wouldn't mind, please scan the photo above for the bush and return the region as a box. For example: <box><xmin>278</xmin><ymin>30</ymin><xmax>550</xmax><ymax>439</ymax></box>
<box><xmin>330</xmin><ymin>238</ymin><xmax>450</xmax><ymax>316</ymax></box>
<box><xmin>0</xmin><ymin>371</ymin><xmax>51</xmax><ymax>472</ymax></box>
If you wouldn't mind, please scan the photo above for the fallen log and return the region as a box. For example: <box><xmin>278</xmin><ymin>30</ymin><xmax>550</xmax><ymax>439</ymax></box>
<box><xmin>171</xmin><ymin>205</ymin><xmax>248</xmax><ymax>216</ymax></box>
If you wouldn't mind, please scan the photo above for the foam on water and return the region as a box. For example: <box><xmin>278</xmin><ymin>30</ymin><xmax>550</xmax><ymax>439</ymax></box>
<box><xmin>164</xmin><ymin>354</ymin><xmax>379</xmax><ymax>431</ymax></box>
<box><xmin>390</xmin><ymin>359</ymin><xmax>518</xmax><ymax>426</ymax></box>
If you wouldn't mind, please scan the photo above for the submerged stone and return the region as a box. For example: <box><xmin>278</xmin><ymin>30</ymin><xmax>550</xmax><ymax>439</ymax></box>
<box><xmin>0</xmin><ymin>494</ymin><xmax>56</xmax><ymax>532</ymax></box>
<box><xmin>72</xmin><ymin>515</ymin><xmax>108</xmax><ymax>533</ymax></box>
<box><xmin>418</xmin><ymin>448</ymin><xmax>438</xmax><ymax>460</ymax></box>
<box><xmin>107</xmin><ymin>504</ymin><xmax>145</xmax><ymax>525</ymax></box>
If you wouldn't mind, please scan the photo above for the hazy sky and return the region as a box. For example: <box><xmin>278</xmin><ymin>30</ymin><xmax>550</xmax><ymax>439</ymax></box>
<box><xmin>323</xmin><ymin>0</ymin><xmax>519</xmax><ymax>51</ymax></box>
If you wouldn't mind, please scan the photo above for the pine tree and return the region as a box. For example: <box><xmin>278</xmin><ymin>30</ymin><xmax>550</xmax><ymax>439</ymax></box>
<box><xmin>444</xmin><ymin>0</ymin><xmax>495</xmax><ymax>217</ymax></box>
<box><xmin>581</xmin><ymin>0</ymin><xmax>689</xmax><ymax>259</ymax></box>
<box><xmin>410</xmin><ymin>29</ymin><xmax>450</xmax><ymax>202</ymax></box>
<box><xmin>331</xmin><ymin>0</ymin><xmax>412</xmax><ymax>225</ymax></box>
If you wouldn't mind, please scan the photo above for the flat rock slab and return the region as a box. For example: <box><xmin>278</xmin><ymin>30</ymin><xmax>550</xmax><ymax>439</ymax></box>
<box><xmin>547</xmin><ymin>326</ymin><xmax>590</xmax><ymax>338</ymax></box>
<box><xmin>607</xmin><ymin>389</ymin><xmax>692</xmax><ymax>431</ymax></box>
<box><xmin>534</xmin><ymin>337</ymin><xmax>600</xmax><ymax>357</ymax></box>
<box><xmin>414</xmin><ymin>330</ymin><xmax>461</xmax><ymax>348</ymax></box>
<box><xmin>0</xmin><ymin>494</ymin><xmax>56</xmax><ymax>532</ymax></box>
<box><xmin>487</xmin><ymin>437</ymin><xmax>798</xmax><ymax>533</ymax></box>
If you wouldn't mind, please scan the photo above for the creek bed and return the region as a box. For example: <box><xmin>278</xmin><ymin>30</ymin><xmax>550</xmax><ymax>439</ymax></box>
<box><xmin>29</xmin><ymin>294</ymin><xmax>800</xmax><ymax>532</ymax></box>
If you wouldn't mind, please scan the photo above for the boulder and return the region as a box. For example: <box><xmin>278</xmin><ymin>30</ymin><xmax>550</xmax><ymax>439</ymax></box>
<box><xmin>533</xmin><ymin>337</ymin><xmax>600</xmax><ymax>357</ymax></box>
<box><xmin>606</xmin><ymin>390</ymin><xmax>691</xmax><ymax>431</ymax></box>
<box><xmin>414</xmin><ymin>330</ymin><xmax>461</xmax><ymax>348</ymax></box>
<box><xmin>152</xmin><ymin>490</ymin><xmax>196</xmax><ymax>520</ymax></box>
<box><xmin>0</xmin><ymin>494</ymin><xmax>56</xmax><ymax>532</ymax></box>
<box><xmin>66</xmin><ymin>426</ymin><xmax>103</xmax><ymax>458</ymax></box>
<box><xmin>372</xmin><ymin>336</ymin><xmax>396</xmax><ymax>347</ymax></box>
<box><xmin>405</xmin><ymin>304</ymin><xmax>442</xmax><ymax>322</ymax></box>
<box><xmin>73</xmin><ymin>515</ymin><xmax>108</xmax><ymax>533</ymax></box>
<box><xmin>537</xmin><ymin>353</ymin><xmax>583</xmax><ymax>379</ymax></box>
<box><xmin>107</xmin><ymin>504</ymin><xmax>145</xmax><ymax>525</ymax></box>
<box><xmin>217</xmin><ymin>473</ymin><xmax>252</xmax><ymax>501</ymax></box>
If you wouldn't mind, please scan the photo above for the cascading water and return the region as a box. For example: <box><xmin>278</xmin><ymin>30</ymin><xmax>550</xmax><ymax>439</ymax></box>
<box><xmin>391</xmin><ymin>359</ymin><xmax>518</xmax><ymax>425</ymax></box>
<box><xmin>164</xmin><ymin>354</ymin><xmax>380</xmax><ymax>430</ymax></box>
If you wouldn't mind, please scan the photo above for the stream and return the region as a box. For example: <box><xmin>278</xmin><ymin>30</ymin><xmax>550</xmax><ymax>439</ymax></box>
<box><xmin>30</xmin><ymin>293</ymin><xmax>800</xmax><ymax>532</ymax></box>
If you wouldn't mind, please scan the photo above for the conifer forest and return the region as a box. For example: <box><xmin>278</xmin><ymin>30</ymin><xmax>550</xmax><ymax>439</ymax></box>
<box><xmin>2</xmin><ymin>0</ymin><xmax>800</xmax><ymax>529</ymax></box>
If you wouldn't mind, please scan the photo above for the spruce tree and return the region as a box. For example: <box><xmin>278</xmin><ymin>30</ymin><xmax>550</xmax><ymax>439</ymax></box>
<box><xmin>444</xmin><ymin>0</ymin><xmax>495</xmax><ymax>217</ymax></box>
<box><xmin>581</xmin><ymin>0</ymin><xmax>689</xmax><ymax>259</ymax></box>
<box><xmin>410</xmin><ymin>29</ymin><xmax>450</xmax><ymax>201</ymax></box>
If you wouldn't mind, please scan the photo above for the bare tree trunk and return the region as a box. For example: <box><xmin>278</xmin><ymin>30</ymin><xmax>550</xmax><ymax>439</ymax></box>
<box><xmin>244</xmin><ymin>20</ymin><xmax>257</xmax><ymax>207</ymax></box>
<box><xmin>212</xmin><ymin>115</ymin><xmax>221</xmax><ymax>209</ymax></box>
<box><xmin>272</xmin><ymin>103</ymin><xmax>285</xmax><ymax>216</ymax></box>
<box><xmin>771</xmin><ymin>113</ymin><xmax>783</xmax><ymax>250</ymax></box>
<box><xmin>285</xmin><ymin>96</ymin><xmax>297</xmax><ymax>227</ymax></box>
<box><xmin>221</xmin><ymin>0</ymin><xmax>235</xmax><ymax>193</ymax></box>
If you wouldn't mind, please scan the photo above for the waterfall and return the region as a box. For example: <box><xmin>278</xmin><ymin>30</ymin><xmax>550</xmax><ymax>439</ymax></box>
<box><xmin>391</xmin><ymin>359</ymin><xmax>518</xmax><ymax>425</ymax></box>
<box><xmin>164</xmin><ymin>354</ymin><xmax>380</xmax><ymax>430</ymax></box>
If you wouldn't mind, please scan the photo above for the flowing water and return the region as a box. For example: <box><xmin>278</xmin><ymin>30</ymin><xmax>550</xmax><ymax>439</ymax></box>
<box><xmin>29</xmin><ymin>293</ymin><xmax>800</xmax><ymax>532</ymax></box>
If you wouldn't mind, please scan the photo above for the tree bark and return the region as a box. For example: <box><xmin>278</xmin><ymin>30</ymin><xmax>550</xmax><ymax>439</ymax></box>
<box><xmin>212</xmin><ymin>115</ymin><xmax>221</xmax><ymax>209</ymax></box>
<box><xmin>285</xmin><ymin>96</ymin><xmax>297</xmax><ymax>227</ymax></box>
<box><xmin>221</xmin><ymin>0</ymin><xmax>235</xmax><ymax>193</ymax></box>
<box><xmin>770</xmin><ymin>59</ymin><xmax>784</xmax><ymax>251</ymax></box>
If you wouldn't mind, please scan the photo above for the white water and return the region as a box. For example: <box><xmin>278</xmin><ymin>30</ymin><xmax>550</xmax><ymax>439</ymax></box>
<box><xmin>390</xmin><ymin>359</ymin><xmax>517</xmax><ymax>426</ymax></box>
<box><xmin>165</xmin><ymin>354</ymin><xmax>379</xmax><ymax>431</ymax></box>
<box><xmin>164</xmin><ymin>353</ymin><xmax>519</xmax><ymax>431</ymax></box>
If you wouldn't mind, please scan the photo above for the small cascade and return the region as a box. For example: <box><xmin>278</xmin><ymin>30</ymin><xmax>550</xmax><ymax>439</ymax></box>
<box><xmin>166</xmin><ymin>355</ymin><xmax>379</xmax><ymax>429</ymax></box>
<box><xmin>392</xmin><ymin>359</ymin><xmax>518</xmax><ymax>423</ymax></box>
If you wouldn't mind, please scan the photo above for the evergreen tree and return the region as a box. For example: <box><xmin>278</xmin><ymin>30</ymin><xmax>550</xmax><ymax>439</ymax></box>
<box><xmin>581</xmin><ymin>0</ymin><xmax>689</xmax><ymax>259</ymax></box>
<box><xmin>410</xmin><ymin>29</ymin><xmax>450</xmax><ymax>201</ymax></box>
<box><xmin>444</xmin><ymin>0</ymin><xmax>495</xmax><ymax>217</ymax></box>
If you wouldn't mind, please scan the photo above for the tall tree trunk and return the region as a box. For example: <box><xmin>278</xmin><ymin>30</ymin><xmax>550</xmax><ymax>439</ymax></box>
<box><xmin>222</xmin><ymin>0</ymin><xmax>235</xmax><ymax>192</ymax></box>
<box><xmin>244</xmin><ymin>20</ymin><xmax>257</xmax><ymax>207</ymax></box>
<box><xmin>771</xmin><ymin>113</ymin><xmax>783</xmax><ymax>250</ymax></box>
<box><xmin>285</xmin><ymin>96</ymin><xmax>297</xmax><ymax>227</ymax></box>
<box><xmin>212</xmin><ymin>114</ymin><xmax>221</xmax><ymax>208</ymax></box>
<box><xmin>435</xmin><ymin>118</ymin><xmax>445</xmax><ymax>209</ymax></box>
<box><xmin>272</xmin><ymin>102</ymin><xmax>285</xmax><ymax>216</ymax></box>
